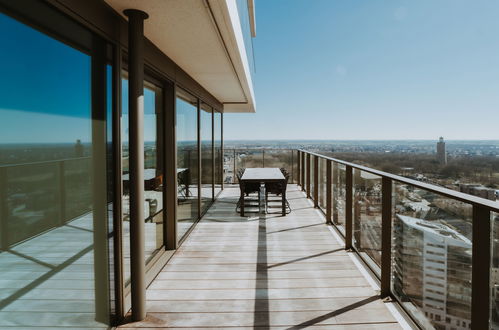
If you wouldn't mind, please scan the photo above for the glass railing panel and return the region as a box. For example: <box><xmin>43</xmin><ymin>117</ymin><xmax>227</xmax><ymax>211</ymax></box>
<box><xmin>223</xmin><ymin>149</ymin><xmax>236</xmax><ymax>184</ymax></box>
<box><xmin>318</xmin><ymin>158</ymin><xmax>327</xmax><ymax>211</ymax></box>
<box><xmin>263</xmin><ymin>149</ymin><xmax>293</xmax><ymax>176</ymax></box>
<box><xmin>392</xmin><ymin>182</ymin><xmax>472</xmax><ymax>329</ymax></box>
<box><xmin>301</xmin><ymin>153</ymin><xmax>308</xmax><ymax>193</ymax></box>
<box><xmin>64</xmin><ymin>158</ymin><xmax>92</xmax><ymax>221</ymax></box>
<box><xmin>2</xmin><ymin>162</ymin><xmax>59</xmax><ymax>247</ymax></box>
<box><xmin>353</xmin><ymin>169</ymin><xmax>383</xmax><ymax>270</ymax></box>
<box><xmin>235</xmin><ymin>150</ymin><xmax>263</xmax><ymax>176</ymax></box>
<box><xmin>291</xmin><ymin>150</ymin><xmax>298</xmax><ymax>184</ymax></box>
<box><xmin>333</xmin><ymin>162</ymin><xmax>346</xmax><ymax>235</ymax></box>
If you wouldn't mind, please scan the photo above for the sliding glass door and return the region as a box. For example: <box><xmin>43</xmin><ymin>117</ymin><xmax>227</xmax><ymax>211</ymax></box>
<box><xmin>0</xmin><ymin>10</ymin><xmax>114</xmax><ymax>329</ymax></box>
<box><xmin>176</xmin><ymin>90</ymin><xmax>199</xmax><ymax>241</ymax></box>
<box><xmin>121</xmin><ymin>74</ymin><xmax>165</xmax><ymax>285</ymax></box>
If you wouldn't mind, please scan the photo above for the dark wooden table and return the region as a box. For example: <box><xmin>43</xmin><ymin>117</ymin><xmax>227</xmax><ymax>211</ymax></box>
<box><xmin>239</xmin><ymin>168</ymin><xmax>286</xmax><ymax>216</ymax></box>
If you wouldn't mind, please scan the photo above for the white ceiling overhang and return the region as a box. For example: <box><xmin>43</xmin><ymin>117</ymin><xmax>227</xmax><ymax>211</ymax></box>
<box><xmin>104</xmin><ymin>0</ymin><xmax>256</xmax><ymax>113</ymax></box>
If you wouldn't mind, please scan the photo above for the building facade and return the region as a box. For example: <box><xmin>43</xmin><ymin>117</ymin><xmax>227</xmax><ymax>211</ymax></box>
<box><xmin>393</xmin><ymin>215</ymin><xmax>472</xmax><ymax>330</ymax></box>
<box><xmin>437</xmin><ymin>136</ymin><xmax>447</xmax><ymax>165</ymax></box>
<box><xmin>0</xmin><ymin>0</ymin><xmax>255</xmax><ymax>328</ymax></box>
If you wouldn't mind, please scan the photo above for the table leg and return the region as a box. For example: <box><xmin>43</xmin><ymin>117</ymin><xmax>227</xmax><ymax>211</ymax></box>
<box><xmin>259</xmin><ymin>182</ymin><xmax>266</xmax><ymax>215</ymax></box>
<box><xmin>240</xmin><ymin>182</ymin><xmax>245</xmax><ymax>217</ymax></box>
<box><xmin>282</xmin><ymin>182</ymin><xmax>286</xmax><ymax>216</ymax></box>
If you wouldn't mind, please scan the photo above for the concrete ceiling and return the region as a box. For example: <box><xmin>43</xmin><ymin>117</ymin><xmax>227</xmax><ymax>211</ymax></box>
<box><xmin>104</xmin><ymin>0</ymin><xmax>255</xmax><ymax>113</ymax></box>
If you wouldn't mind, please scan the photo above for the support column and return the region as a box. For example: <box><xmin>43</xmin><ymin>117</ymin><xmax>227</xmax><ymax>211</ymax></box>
<box><xmin>124</xmin><ymin>8</ymin><xmax>148</xmax><ymax>322</ymax></box>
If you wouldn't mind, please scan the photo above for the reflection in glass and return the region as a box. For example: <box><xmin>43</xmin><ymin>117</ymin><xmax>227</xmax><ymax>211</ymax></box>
<box><xmin>143</xmin><ymin>82</ymin><xmax>164</xmax><ymax>263</ymax></box>
<box><xmin>392</xmin><ymin>183</ymin><xmax>472</xmax><ymax>330</ymax></box>
<box><xmin>0</xmin><ymin>12</ymin><xmax>112</xmax><ymax>328</ymax></box>
<box><xmin>121</xmin><ymin>77</ymin><xmax>131</xmax><ymax>285</ymax></box>
<box><xmin>318</xmin><ymin>158</ymin><xmax>327</xmax><ymax>210</ymax></box>
<box><xmin>121</xmin><ymin>77</ymin><xmax>165</xmax><ymax>283</ymax></box>
<box><xmin>176</xmin><ymin>90</ymin><xmax>199</xmax><ymax>240</ymax></box>
<box><xmin>352</xmin><ymin>169</ymin><xmax>382</xmax><ymax>270</ymax></box>
<box><xmin>200</xmin><ymin>103</ymin><xmax>213</xmax><ymax>213</ymax></box>
<box><xmin>333</xmin><ymin>162</ymin><xmax>346</xmax><ymax>234</ymax></box>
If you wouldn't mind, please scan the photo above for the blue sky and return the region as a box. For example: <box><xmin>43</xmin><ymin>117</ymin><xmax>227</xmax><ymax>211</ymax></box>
<box><xmin>224</xmin><ymin>0</ymin><xmax>499</xmax><ymax>140</ymax></box>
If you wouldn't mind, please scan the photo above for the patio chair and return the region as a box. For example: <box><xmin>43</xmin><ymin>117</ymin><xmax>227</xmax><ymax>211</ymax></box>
<box><xmin>265</xmin><ymin>168</ymin><xmax>291</xmax><ymax>214</ymax></box>
<box><xmin>235</xmin><ymin>168</ymin><xmax>260</xmax><ymax>213</ymax></box>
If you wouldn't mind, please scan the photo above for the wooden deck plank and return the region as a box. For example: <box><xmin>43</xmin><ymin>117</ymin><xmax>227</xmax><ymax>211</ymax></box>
<box><xmin>121</xmin><ymin>185</ymin><xmax>404</xmax><ymax>329</ymax></box>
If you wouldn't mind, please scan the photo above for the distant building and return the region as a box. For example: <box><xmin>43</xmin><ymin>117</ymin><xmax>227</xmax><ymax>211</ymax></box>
<box><xmin>459</xmin><ymin>184</ymin><xmax>496</xmax><ymax>201</ymax></box>
<box><xmin>74</xmin><ymin>139</ymin><xmax>84</xmax><ymax>157</ymax></box>
<box><xmin>437</xmin><ymin>137</ymin><xmax>447</xmax><ymax>164</ymax></box>
<box><xmin>393</xmin><ymin>215</ymin><xmax>472</xmax><ymax>330</ymax></box>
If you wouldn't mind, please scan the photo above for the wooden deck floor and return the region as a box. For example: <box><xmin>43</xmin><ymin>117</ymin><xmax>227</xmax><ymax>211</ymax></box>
<box><xmin>121</xmin><ymin>184</ymin><xmax>406</xmax><ymax>329</ymax></box>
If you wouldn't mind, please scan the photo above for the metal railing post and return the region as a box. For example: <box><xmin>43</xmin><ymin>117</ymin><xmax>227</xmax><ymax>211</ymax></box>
<box><xmin>326</xmin><ymin>159</ymin><xmax>332</xmax><ymax>224</ymax></box>
<box><xmin>58</xmin><ymin>160</ymin><xmax>66</xmax><ymax>226</ymax></box>
<box><xmin>301</xmin><ymin>152</ymin><xmax>305</xmax><ymax>191</ymax></box>
<box><xmin>233</xmin><ymin>149</ymin><xmax>236</xmax><ymax>184</ymax></box>
<box><xmin>380</xmin><ymin>177</ymin><xmax>392</xmax><ymax>298</ymax></box>
<box><xmin>306</xmin><ymin>153</ymin><xmax>311</xmax><ymax>198</ymax></box>
<box><xmin>297</xmin><ymin>151</ymin><xmax>301</xmax><ymax>186</ymax></box>
<box><xmin>471</xmin><ymin>205</ymin><xmax>491</xmax><ymax>329</ymax></box>
<box><xmin>345</xmin><ymin>165</ymin><xmax>353</xmax><ymax>250</ymax></box>
<box><xmin>313</xmin><ymin>155</ymin><xmax>319</xmax><ymax>207</ymax></box>
<box><xmin>262</xmin><ymin>149</ymin><xmax>265</xmax><ymax>167</ymax></box>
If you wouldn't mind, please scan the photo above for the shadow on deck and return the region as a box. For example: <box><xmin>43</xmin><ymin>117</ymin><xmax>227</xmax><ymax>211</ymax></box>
<box><xmin>120</xmin><ymin>184</ymin><xmax>406</xmax><ymax>329</ymax></box>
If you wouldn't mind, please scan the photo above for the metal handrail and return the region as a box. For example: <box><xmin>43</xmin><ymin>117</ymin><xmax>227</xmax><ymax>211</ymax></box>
<box><xmin>297</xmin><ymin>149</ymin><xmax>492</xmax><ymax>329</ymax></box>
<box><xmin>298</xmin><ymin>149</ymin><xmax>499</xmax><ymax>213</ymax></box>
<box><xmin>0</xmin><ymin>156</ymin><xmax>91</xmax><ymax>168</ymax></box>
<box><xmin>224</xmin><ymin>148</ymin><xmax>298</xmax><ymax>184</ymax></box>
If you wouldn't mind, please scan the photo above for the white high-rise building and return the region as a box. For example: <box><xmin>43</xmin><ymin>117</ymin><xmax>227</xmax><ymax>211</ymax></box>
<box><xmin>393</xmin><ymin>215</ymin><xmax>472</xmax><ymax>330</ymax></box>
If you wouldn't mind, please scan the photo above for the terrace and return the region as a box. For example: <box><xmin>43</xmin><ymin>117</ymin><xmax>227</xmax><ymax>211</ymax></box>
<box><xmin>1</xmin><ymin>1</ymin><xmax>498</xmax><ymax>329</ymax></box>
<box><xmin>119</xmin><ymin>183</ymin><xmax>406</xmax><ymax>329</ymax></box>
<box><xmin>1</xmin><ymin>148</ymin><xmax>498</xmax><ymax>329</ymax></box>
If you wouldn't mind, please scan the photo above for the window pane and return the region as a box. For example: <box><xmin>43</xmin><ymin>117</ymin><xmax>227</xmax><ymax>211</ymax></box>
<box><xmin>121</xmin><ymin>77</ymin><xmax>164</xmax><ymax>280</ymax></box>
<box><xmin>0</xmin><ymin>12</ymin><xmax>112</xmax><ymax>328</ymax></box>
<box><xmin>200</xmin><ymin>103</ymin><xmax>213</xmax><ymax>213</ymax></box>
<box><xmin>176</xmin><ymin>90</ymin><xmax>199</xmax><ymax>240</ymax></box>
<box><xmin>144</xmin><ymin>82</ymin><xmax>164</xmax><ymax>263</ymax></box>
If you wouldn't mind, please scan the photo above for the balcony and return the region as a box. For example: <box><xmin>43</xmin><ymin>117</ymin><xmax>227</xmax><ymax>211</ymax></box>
<box><xmin>119</xmin><ymin>184</ymin><xmax>405</xmax><ymax>329</ymax></box>
<box><xmin>1</xmin><ymin>148</ymin><xmax>498</xmax><ymax>329</ymax></box>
